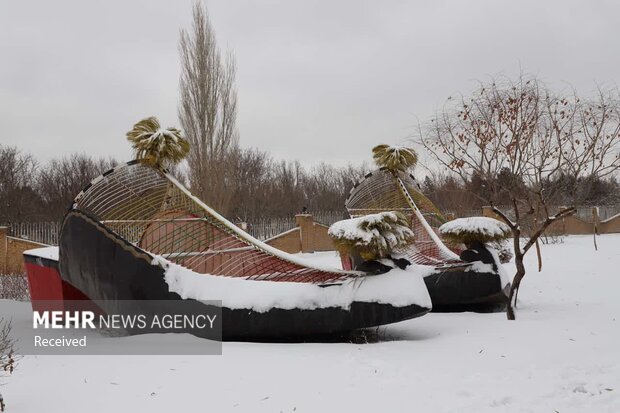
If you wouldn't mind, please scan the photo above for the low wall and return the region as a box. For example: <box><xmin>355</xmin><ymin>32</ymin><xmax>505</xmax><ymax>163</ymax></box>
<box><xmin>0</xmin><ymin>227</ymin><xmax>49</xmax><ymax>274</ymax></box>
<box><xmin>265</xmin><ymin>215</ymin><xmax>335</xmax><ymax>253</ymax></box>
<box><xmin>600</xmin><ymin>213</ymin><xmax>620</xmax><ymax>234</ymax></box>
<box><xmin>481</xmin><ymin>207</ymin><xmax>620</xmax><ymax>235</ymax></box>
<box><xmin>265</xmin><ymin>227</ymin><xmax>302</xmax><ymax>253</ymax></box>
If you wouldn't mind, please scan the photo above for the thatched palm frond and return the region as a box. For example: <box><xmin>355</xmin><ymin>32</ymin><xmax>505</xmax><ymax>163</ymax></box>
<box><xmin>439</xmin><ymin>217</ymin><xmax>511</xmax><ymax>245</ymax></box>
<box><xmin>372</xmin><ymin>144</ymin><xmax>418</xmax><ymax>172</ymax></box>
<box><xmin>329</xmin><ymin>211</ymin><xmax>414</xmax><ymax>260</ymax></box>
<box><xmin>126</xmin><ymin>117</ymin><xmax>189</xmax><ymax>167</ymax></box>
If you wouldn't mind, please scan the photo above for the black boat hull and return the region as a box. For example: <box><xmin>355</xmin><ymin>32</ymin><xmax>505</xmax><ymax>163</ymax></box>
<box><xmin>56</xmin><ymin>211</ymin><xmax>430</xmax><ymax>340</ymax></box>
<box><xmin>424</xmin><ymin>264</ymin><xmax>509</xmax><ymax>312</ymax></box>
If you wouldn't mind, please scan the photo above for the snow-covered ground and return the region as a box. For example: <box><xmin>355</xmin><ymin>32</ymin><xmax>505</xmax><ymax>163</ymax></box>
<box><xmin>3</xmin><ymin>235</ymin><xmax>620</xmax><ymax>412</ymax></box>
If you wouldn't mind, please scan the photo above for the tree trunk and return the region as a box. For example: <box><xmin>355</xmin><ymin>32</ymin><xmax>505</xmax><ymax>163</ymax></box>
<box><xmin>507</xmin><ymin>228</ymin><xmax>525</xmax><ymax>320</ymax></box>
<box><xmin>506</xmin><ymin>254</ymin><xmax>526</xmax><ymax>320</ymax></box>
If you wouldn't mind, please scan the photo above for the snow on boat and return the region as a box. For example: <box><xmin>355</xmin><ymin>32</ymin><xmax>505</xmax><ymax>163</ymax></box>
<box><xmin>24</xmin><ymin>161</ymin><xmax>431</xmax><ymax>340</ymax></box>
<box><xmin>345</xmin><ymin>167</ymin><xmax>510</xmax><ymax>310</ymax></box>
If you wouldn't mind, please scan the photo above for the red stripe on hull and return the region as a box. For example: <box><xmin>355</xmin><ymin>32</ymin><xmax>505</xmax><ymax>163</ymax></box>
<box><xmin>24</xmin><ymin>261</ymin><xmax>92</xmax><ymax>312</ymax></box>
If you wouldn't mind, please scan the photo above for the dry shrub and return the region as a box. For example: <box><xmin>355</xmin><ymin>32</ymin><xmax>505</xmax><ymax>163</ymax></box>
<box><xmin>0</xmin><ymin>274</ymin><xmax>30</xmax><ymax>301</ymax></box>
<box><xmin>0</xmin><ymin>318</ymin><xmax>18</xmax><ymax>412</ymax></box>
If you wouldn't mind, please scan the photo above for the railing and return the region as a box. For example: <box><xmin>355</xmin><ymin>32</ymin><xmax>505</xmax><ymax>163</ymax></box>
<box><xmin>243</xmin><ymin>210</ymin><xmax>347</xmax><ymax>240</ymax></box>
<box><xmin>4</xmin><ymin>205</ymin><xmax>618</xmax><ymax>245</ymax></box>
<box><xmin>244</xmin><ymin>216</ymin><xmax>297</xmax><ymax>241</ymax></box>
<box><xmin>577</xmin><ymin>205</ymin><xmax>620</xmax><ymax>221</ymax></box>
<box><xmin>312</xmin><ymin>210</ymin><xmax>348</xmax><ymax>226</ymax></box>
<box><xmin>3</xmin><ymin>222</ymin><xmax>60</xmax><ymax>245</ymax></box>
<box><xmin>488</xmin><ymin>205</ymin><xmax>620</xmax><ymax>223</ymax></box>
<box><xmin>442</xmin><ymin>209</ymin><xmax>482</xmax><ymax>219</ymax></box>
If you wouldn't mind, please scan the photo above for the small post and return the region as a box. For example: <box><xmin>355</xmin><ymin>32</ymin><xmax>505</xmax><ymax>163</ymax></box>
<box><xmin>482</xmin><ymin>206</ymin><xmax>494</xmax><ymax>218</ymax></box>
<box><xmin>592</xmin><ymin>207</ymin><xmax>599</xmax><ymax>251</ymax></box>
<box><xmin>295</xmin><ymin>214</ymin><xmax>315</xmax><ymax>253</ymax></box>
<box><xmin>0</xmin><ymin>227</ymin><xmax>7</xmax><ymax>274</ymax></box>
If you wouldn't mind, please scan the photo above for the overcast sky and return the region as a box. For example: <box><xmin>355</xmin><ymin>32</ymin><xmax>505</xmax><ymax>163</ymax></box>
<box><xmin>2</xmin><ymin>0</ymin><xmax>619</xmax><ymax>169</ymax></box>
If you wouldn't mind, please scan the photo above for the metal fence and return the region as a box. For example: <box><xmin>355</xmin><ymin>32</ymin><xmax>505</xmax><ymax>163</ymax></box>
<box><xmin>243</xmin><ymin>210</ymin><xmax>348</xmax><ymax>240</ymax></box>
<box><xmin>443</xmin><ymin>209</ymin><xmax>484</xmax><ymax>219</ymax></box>
<box><xmin>4</xmin><ymin>205</ymin><xmax>618</xmax><ymax>245</ymax></box>
<box><xmin>312</xmin><ymin>210</ymin><xmax>348</xmax><ymax>226</ymax></box>
<box><xmin>3</xmin><ymin>221</ymin><xmax>60</xmax><ymax>245</ymax></box>
<box><xmin>244</xmin><ymin>216</ymin><xmax>297</xmax><ymax>241</ymax></box>
<box><xmin>577</xmin><ymin>205</ymin><xmax>620</xmax><ymax>221</ymax></box>
<box><xmin>487</xmin><ymin>205</ymin><xmax>620</xmax><ymax>223</ymax></box>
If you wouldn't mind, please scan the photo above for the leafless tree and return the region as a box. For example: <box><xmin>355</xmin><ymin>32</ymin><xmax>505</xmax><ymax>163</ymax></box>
<box><xmin>421</xmin><ymin>172</ymin><xmax>483</xmax><ymax>215</ymax></box>
<box><xmin>0</xmin><ymin>320</ymin><xmax>15</xmax><ymax>374</ymax></box>
<box><xmin>0</xmin><ymin>318</ymin><xmax>17</xmax><ymax>412</ymax></box>
<box><xmin>303</xmin><ymin>162</ymin><xmax>371</xmax><ymax>212</ymax></box>
<box><xmin>37</xmin><ymin>154</ymin><xmax>118</xmax><ymax>221</ymax></box>
<box><xmin>229</xmin><ymin>147</ymin><xmax>275</xmax><ymax>220</ymax></box>
<box><xmin>0</xmin><ymin>145</ymin><xmax>40</xmax><ymax>222</ymax></box>
<box><xmin>225</xmin><ymin>147</ymin><xmax>369</xmax><ymax>219</ymax></box>
<box><xmin>178</xmin><ymin>1</ymin><xmax>239</xmax><ymax>216</ymax></box>
<box><xmin>418</xmin><ymin>74</ymin><xmax>620</xmax><ymax>319</ymax></box>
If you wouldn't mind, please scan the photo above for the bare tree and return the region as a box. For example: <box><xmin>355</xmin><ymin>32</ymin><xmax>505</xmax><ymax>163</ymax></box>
<box><xmin>225</xmin><ymin>147</ymin><xmax>370</xmax><ymax>220</ymax></box>
<box><xmin>178</xmin><ymin>1</ymin><xmax>239</xmax><ymax>215</ymax></box>
<box><xmin>229</xmin><ymin>147</ymin><xmax>275</xmax><ymax>220</ymax></box>
<box><xmin>418</xmin><ymin>74</ymin><xmax>620</xmax><ymax>319</ymax></box>
<box><xmin>0</xmin><ymin>318</ymin><xmax>17</xmax><ymax>412</ymax></box>
<box><xmin>421</xmin><ymin>172</ymin><xmax>483</xmax><ymax>215</ymax></box>
<box><xmin>0</xmin><ymin>145</ymin><xmax>41</xmax><ymax>222</ymax></box>
<box><xmin>303</xmin><ymin>162</ymin><xmax>371</xmax><ymax>212</ymax></box>
<box><xmin>37</xmin><ymin>154</ymin><xmax>118</xmax><ymax>221</ymax></box>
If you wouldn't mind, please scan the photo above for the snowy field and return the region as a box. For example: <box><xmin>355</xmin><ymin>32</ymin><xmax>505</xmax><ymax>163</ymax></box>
<box><xmin>3</xmin><ymin>234</ymin><xmax>620</xmax><ymax>412</ymax></box>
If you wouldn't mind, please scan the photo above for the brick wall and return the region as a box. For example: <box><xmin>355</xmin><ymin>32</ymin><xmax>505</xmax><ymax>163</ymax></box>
<box><xmin>600</xmin><ymin>213</ymin><xmax>620</xmax><ymax>234</ymax></box>
<box><xmin>0</xmin><ymin>226</ymin><xmax>48</xmax><ymax>274</ymax></box>
<box><xmin>481</xmin><ymin>206</ymin><xmax>620</xmax><ymax>235</ymax></box>
<box><xmin>265</xmin><ymin>215</ymin><xmax>335</xmax><ymax>253</ymax></box>
<box><xmin>265</xmin><ymin>227</ymin><xmax>302</xmax><ymax>253</ymax></box>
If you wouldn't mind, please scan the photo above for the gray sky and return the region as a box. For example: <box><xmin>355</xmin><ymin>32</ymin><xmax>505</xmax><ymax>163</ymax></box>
<box><xmin>1</xmin><ymin>0</ymin><xmax>619</xmax><ymax>169</ymax></box>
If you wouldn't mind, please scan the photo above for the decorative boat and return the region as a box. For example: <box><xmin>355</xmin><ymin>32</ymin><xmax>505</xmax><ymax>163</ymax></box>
<box><xmin>24</xmin><ymin>161</ymin><xmax>432</xmax><ymax>340</ymax></box>
<box><xmin>344</xmin><ymin>167</ymin><xmax>510</xmax><ymax>311</ymax></box>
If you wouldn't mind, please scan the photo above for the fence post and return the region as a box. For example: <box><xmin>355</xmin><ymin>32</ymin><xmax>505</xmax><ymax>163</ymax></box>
<box><xmin>0</xmin><ymin>227</ymin><xmax>7</xmax><ymax>274</ymax></box>
<box><xmin>295</xmin><ymin>214</ymin><xmax>315</xmax><ymax>253</ymax></box>
<box><xmin>592</xmin><ymin>207</ymin><xmax>600</xmax><ymax>235</ymax></box>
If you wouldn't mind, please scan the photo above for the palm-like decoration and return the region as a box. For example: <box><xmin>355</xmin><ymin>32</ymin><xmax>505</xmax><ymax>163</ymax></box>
<box><xmin>126</xmin><ymin>117</ymin><xmax>190</xmax><ymax>168</ymax></box>
<box><xmin>372</xmin><ymin>144</ymin><xmax>418</xmax><ymax>172</ymax></box>
<box><xmin>439</xmin><ymin>217</ymin><xmax>511</xmax><ymax>245</ymax></box>
<box><xmin>371</xmin><ymin>143</ymin><xmax>445</xmax><ymax>220</ymax></box>
<box><xmin>329</xmin><ymin>212</ymin><xmax>415</xmax><ymax>260</ymax></box>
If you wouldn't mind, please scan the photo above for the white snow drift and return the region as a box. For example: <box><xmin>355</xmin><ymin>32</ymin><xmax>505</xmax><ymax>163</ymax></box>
<box><xmin>154</xmin><ymin>255</ymin><xmax>432</xmax><ymax>312</ymax></box>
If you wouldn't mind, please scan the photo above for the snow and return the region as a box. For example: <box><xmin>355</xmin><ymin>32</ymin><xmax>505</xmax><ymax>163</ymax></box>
<box><xmin>296</xmin><ymin>251</ymin><xmax>511</xmax><ymax>288</ymax></box>
<box><xmin>328</xmin><ymin>212</ymin><xmax>414</xmax><ymax>252</ymax></box>
<box><xmin>295</xmin><ymin>250</ymin><xmax>343</xmax><ymax>267</ymax></box>
<box><xmin>4</xmin><ymin>234</ymin><xmax>620</xmax><ymax>412</ymax></box>
<box><xmin>439</xmin><ymin>216</ymin><xmax>511</xmax><ymax>239</ymax></box>
<box><xmin>488</xmin><ymin>246</ymin><xmax>511</xmax><ymax>287</ymax></box>
<box><xmin>155</xmin><ymin>255</ymin><xmax>432</xmax><ymax>312</ymax></box>
<box><xmin>22</xmin><ymin>246</ymin><xmax>59</xmax><ymax>261</ymax></box>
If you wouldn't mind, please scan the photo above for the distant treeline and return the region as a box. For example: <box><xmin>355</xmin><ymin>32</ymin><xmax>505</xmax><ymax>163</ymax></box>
<box><xmin>0</xmin><ymin>145</ymin><xmax>370</xmax><ymax>222</ymax></box>
<box><xmin>421</xmin><ymin>169</ymin><xmax>620</xmax><ymax>216</ymax></box>
<box><xmin>1</xmin><ymin>144</ymin><xmax>618</xmax><ymax>223</ymax></box>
